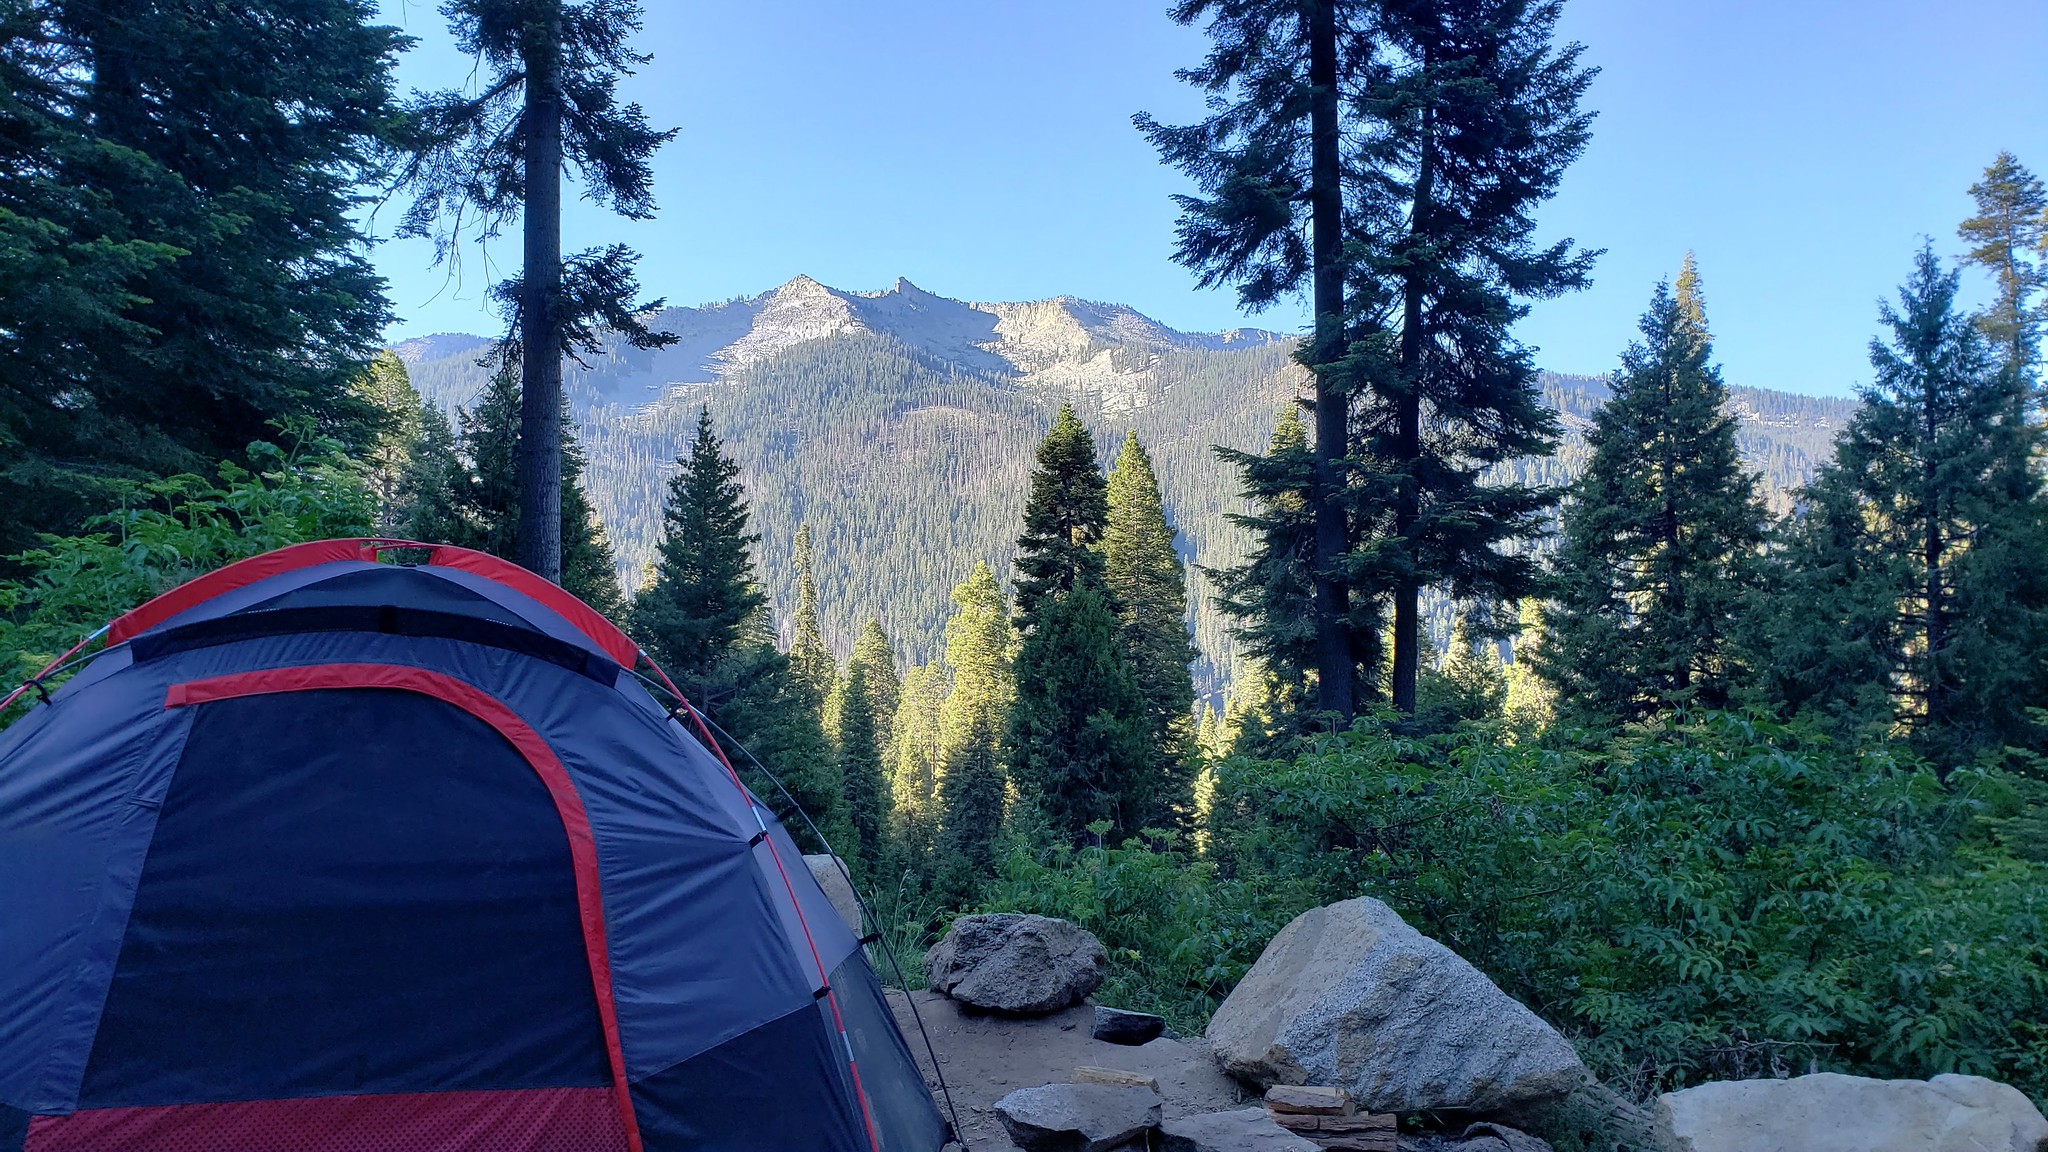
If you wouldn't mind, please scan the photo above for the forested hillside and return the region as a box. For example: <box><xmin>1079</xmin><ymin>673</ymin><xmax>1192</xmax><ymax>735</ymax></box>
<box><xmin>396</xmin><ymin>280</ymin><xmax>1857</xmax><ymax>694</ymax></box>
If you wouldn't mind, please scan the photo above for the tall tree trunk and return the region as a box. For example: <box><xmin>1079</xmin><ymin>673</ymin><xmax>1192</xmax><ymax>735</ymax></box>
<box><xmin>517</xmin><ymin>3</ymin><xmax>565</xmax><ymax>582</ymax></box>
<box><xmin>1307</xmin><ymin>0</ymin><xmax>1355</xmax><ymax>719</ymax></box>
<box><xmin>1391</xmin><ymin>103</ymin><xmax>1433</xmax><ymax>714</ymax></box>
<box><xmin>1660</xmin><ymin>371</ymin><xmax>1686</xmax><ymax>697</ymax></box>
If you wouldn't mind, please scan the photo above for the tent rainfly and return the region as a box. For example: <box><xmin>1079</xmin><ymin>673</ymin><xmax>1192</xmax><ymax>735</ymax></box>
<box><xmin>0</xmin><ymin>539</ymin><xmax>947</xmax><ymax>1152</ymax></box>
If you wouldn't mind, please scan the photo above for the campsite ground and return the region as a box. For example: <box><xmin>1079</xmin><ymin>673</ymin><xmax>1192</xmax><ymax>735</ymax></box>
<box><xmin>886</xmin><ymin>989</ymin><xmax>1246</xmax><ymax>1149</ymax></box>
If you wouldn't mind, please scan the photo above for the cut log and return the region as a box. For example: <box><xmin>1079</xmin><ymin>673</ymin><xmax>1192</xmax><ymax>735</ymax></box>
<box><xmin>1072</xmin><ymin>1066</ymin><xmax>1161</xmax><ymax>1092</ymax></box>
<box><xmin>1265</xmin><ymin>1085</ymin><xmax>1355</xmax><ymax>1116</ymax></box>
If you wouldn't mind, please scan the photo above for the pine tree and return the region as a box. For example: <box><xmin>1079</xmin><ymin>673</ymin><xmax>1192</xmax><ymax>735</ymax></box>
<box><xmin>1429</xmin><ymin>612</ymin><xmax>1509</xmax><ymax>723</ymax></box>
<box><xmin>1138</xmin><ymin>0</ymin><xmax>1371</xmax><ymax>717</ymax></box>
<box><xmin>1957</xmin><ymin>152</ymin><xmax>2046</xmax><ymax>377</ymax></box>
<box><xmin>631</xmin><ymin>408</ymin><xmax>766</xmax><ymax>683</ymax></box>
<box><xmin>835</xmin><ymin>660</ymin><xmax>888</xmax><ymax>880</ymax></box>
<box><xmin>628</xmin><ymin>407</ymin><xmax>842</xmax><ymax>847</ymax></box>
<box><xmin>1501</xmin><ymin>598</ymin><xmax>1555</xmax><ymax>734</ymax></box>
<box><xmin>851</xmin><ymin>619</ymin><xmax>903</xmax><ymax>759</ymax></box>
<box><xmin>387</xmin><ymin>402</ymin><xmax>468</xmax><ymax>544</ymax></box>
<box><xmin>934</xmin><ymin>563</ymin><xmax>1014</xmax><ymax>900</ymax></box>
<box><xmin>392</xmin><ymin>0</ymin><xmax>676</xmax><ymax>580</ymax></box>
<box><xmin>1006</xmin><ymin>585</ymin><xmax>1153</xmax><ymax>844</ymax></box>
<box><xmin>1209</xmin><ymin>407</ymin><xmax>1329</xmax><ymax>735</ymax></box>
<box><xmin>1351</xmin><ymin>0</ymin><xmax>1595</xmax><ymax>713</ymax></box>
<box><xmin>1013</xmin><ymin>404</ymin><xmax>1110</xmax><ymax>621</ymax></box>
<box><xmin>1101</xmin><ymin>430</ymin><xmax>1199</xmax><ymax>827</ymax></box>
<box><xmin>889</xmin><ymin>662</ymin><xmax>947</xmax><ymax>870</ymax></box>
<box><xmin>787</xmin><ymin>523</ymin><xmax>837</xmax><ymax>709</ymax></box>
<box><xmin>1539</xmin><ymin>259</ymin><xmax>1767</xmax><ymax>723</ymax></box>
<box><xmin>1765</xmin><ymin>246</ymin><xmax>2048</xmax><ymax>763</ymax></box>
<box><xmin>352</xmin><ymin>352</ymin><xmax>424</xmax><ymax>516</ymax></box>
<box><xmin>0</xmin><ymin>0</ymin><xmax>400</xmax><ymax>556</ymax></box>
<box><xmin>448</xmin><ymin>366</ymin><xmax>623</xmax><ymax>614</ymax></box>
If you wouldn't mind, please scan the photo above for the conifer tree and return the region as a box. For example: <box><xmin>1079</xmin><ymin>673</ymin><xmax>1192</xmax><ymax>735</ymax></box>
<box><xmin>1006</xmin><ymin>585</ymin><xmax>1153</xmax><ymax>844</ymax></box>
<box><xmin>1957</xmin><ymin>152</ymin><xmax>2046</xmax><ymax>377</ymax></box>
<box><xmin>631</xmin><ymin>408</ymin><xmax>766</xmax><ymax>683</ymax></box>
<box><xmin>889</xmin><ymin>662</ymin><xmax>947</xmax><ymax>869</ymax></box>
<box><xmin>387</xmin><ymin>403</ymin><xmax>468</xmax><ymax>544</ymax></box>
<box><xmin>835</xmin><ymin>660</ymin><xmax>888</xmax><ymax>879</ymax></box>
<box><xmin>352</xmin><ymin>352</ymin><xmax>424</xmax><ymax>516</ymax></box>
<box><xmin>1765</xmin><ymin>247</ymin><xmax>2048</xmax><ymax>762</ymax></box>
<box><xmin>1501</xmin><ymin>598</ymin><xmax>1555</xmax><ymax>734</ymax></box>
<box><xmin>1013</xmin><ymin>404</ymin><xmax>1110</xmax><ymax>621</ymax></box>
<box><xmin>1430</xmin><ymin>612</ymin><xmax>1509</xmax><ymax>722</ymax></box>
<box><xmin>1540</xmin><ymin>259</ymin><xmax>1766</xmax><ymax>723</ymax></box>
<box><xmin>392</xmin><ymin>0</ymin><xmax>676</xmax><ymax>581</ymax></box>
<box><xmin>934</xmin><ymin>563</ymin><xmax>1014</xmax><ymax>900</ymax></box>
<box><xmin>1101</xmin><ymin>430</ymin><xmax>1199</xmax><ymax>826</ymax></box>
<box><xmin>1210</xmin><ymin>407</ymin><xmax>1326</xmax><ymax>732</ymax></box>
<box><xmin>851</xmin><ymin>619</ymin><xmax>903</xmax><ymax>759</ymax></box>
<box><xmin>447</xmin><ymin>366</ymin><xmax>623</xmax><ymax>614</ymax></box>
<box><xmin>787</xmin><ymin>523</ymin><xmax>837</xmax><ymax>710</ymax></box>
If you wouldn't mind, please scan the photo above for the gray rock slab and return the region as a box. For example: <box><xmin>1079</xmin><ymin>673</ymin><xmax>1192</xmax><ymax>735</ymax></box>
<box><xmin>1161</xmin><ymin>1107</ymin><xmax>1322</xmax><ymax>1152</ymax></box>
<box><xmin>1205</xmin><ymin>897</ymin><xmax>1586</xmax><ymax>1115</ymax></box>
<box><xmin>926</xmin><ymin>913</ymin><xmax>1108</xmax><ymax>1015</ymax></box>
<box><xmin>994</xmin><ymin>1082</ymin><xmax>1163</xmax><ymax>1152</ymax></box>
<box><xmin>1656</xmin><ymin>1072</ymin><xmax>2048</xmax><ymax>1152</ymax></box>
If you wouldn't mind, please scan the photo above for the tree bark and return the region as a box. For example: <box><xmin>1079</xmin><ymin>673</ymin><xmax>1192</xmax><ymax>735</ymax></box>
<box><xmin>517</xmin><ymin>3</ymin><xmax>565</xmax><ymax>582</ymax></box>
<box><xmin>1307</xmin><ymin>0</ymin><xmax>1354</xmax><ymax>720</ymax></box>
<box><xmin>1391</xmin><ymin>102</ymin><xmax>1433</xmax><ymax>714</ymax></box>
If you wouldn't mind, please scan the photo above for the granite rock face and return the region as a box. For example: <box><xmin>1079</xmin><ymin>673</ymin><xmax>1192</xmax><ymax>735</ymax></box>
<box><xmin>1656</xmin><ymin>1072</ymin><xmax>2048</xmax><ymax>1152</ymax></box>
<box><xmin>925</xmin><ymin>913</ymin><xmax>1108</xmax><ymax>1015</ymax></box>
<box><xmin>1205</xmin><ymin>898</ymin><xmax>1586</xmax><ymax>1115</ymax></box>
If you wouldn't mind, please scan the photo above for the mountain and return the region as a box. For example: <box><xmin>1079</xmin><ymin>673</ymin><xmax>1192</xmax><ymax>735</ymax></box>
<box><xmin>396</xmin><ymin>276</ymin><xmax>1859</xmax><ymax>698</ymax></box>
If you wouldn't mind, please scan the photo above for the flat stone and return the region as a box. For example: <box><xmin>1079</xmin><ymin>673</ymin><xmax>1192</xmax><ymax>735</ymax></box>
<box><xmin>926</xmin><ymin>913</ymin><xmax>1108</xmax><ymax>1015</ymax></box>
<box><xmin>1074</xmin><ymin>1066</ymin><xmax>1162</xmax><ymax>1092</ymax></box>
<box><xmin>1656</xmin><ymin>1072</ymin><xmax>2048</xmax><ymax>1152</ymax></box>
<box><xmin>802</xmin><ymin>853</ymin><xmax>861</xmax><ymax>936</ymax></box>
<box><xmin>994</xmin><ymin>1082</ymin><xmax>1163</xmax><ymax>1152</ymax></box>
<box><xmin>1265</xmin><ymin>1085</ymin><xmax>1355</xmax><ymax>1115</ymax></box>
<box><xmin>1094</xmin><ymin>1005</ymin><xmax>1168</xmax><ymax>1046</ymax></box>
<box><xmin>1206</xmin><ymin>898</ymin><xmax>1585</xmax><ymax>1115</ymax></box>
<box><xmin>1161</xmin><ymin>1107</ymin><xmax>1322</xmax><ymax>1152</ymax></box>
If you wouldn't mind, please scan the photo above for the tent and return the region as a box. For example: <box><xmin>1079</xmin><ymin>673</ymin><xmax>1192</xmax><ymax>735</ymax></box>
<box><xmin>0</xmin><ymin>539</ymin><xmax>949</xmax><ymax>1152</ymax></box>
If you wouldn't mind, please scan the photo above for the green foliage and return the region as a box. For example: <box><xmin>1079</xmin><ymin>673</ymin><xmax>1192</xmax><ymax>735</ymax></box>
<box><xmin>1209</xmin><ymin>407</ymin><xmax>1323</xmax><ymax>738</ymax></box>
<box><xmin>852</xmin><ymin>618</ymin><xmax>902</xmax><ymax>760</ymax></box>
<box><xmin>1421</xmin><ymin>612</ymin><xmax>1508</xmax><ymax>726</ymax></box>
<box><xmin>1956</xmin><ymin>151</ymin><xmax>2045</xmax><ymax>375</ymax></box>
<box><xmin>787</xmin><ymin>523</ymin><xmax>836</xmax><ymax>708</ymax></box>
<box><xmin>1542</xmin><ymin>260</ymin><xmax>1767</xmax><ymax>724</ymax></box>
<box><xmin>0</xmin><ymin>0</ymin><xmax>401</xmax><ymax>557</ymax></box>
<box><xmin>1006</xmin><ymin>585</ymin><xmax>1153</xmax><ymax>844</ymax></box>
<box><xmin>980</xmin><ymin>833</ymin><xmax>1316</xmax><ymax>1035</ymax></box>
<box><xmin>933</xmin><ymin>563</ymin><xmax>1014</xmax><ymax>903</ymax></box>
<box><xmin>890</xmin><ymin>661</ymin><xmax>946</xmax><ymax>871</ymax></box>
<box><xmin>0</xmin><ymin>436</ymin><xmax>375</xmax><ymax>721</ymax></box>
<box><xmin>1102</xmin><ymin>430</ymin><xmax>1200</xmax><ymax>827</ymax></box>
<box><xmin>836</xmin><ymin>660</ymin><xmax>889</xmax><ymax>880</ymax></box>
<box><xmin>631</xmin><ymin>408</ymin><xmax>765</xmax><ymax>680</ymax></box>
<box><xmin>1014</xmin><ymin>403</ymin><xmax>1110</xmax><ymax>621</ymax></box>
<box><xmin>1208</xmin><ymin>713</ymin><xmax>2048</xmax><ymax>1100</ymax></box>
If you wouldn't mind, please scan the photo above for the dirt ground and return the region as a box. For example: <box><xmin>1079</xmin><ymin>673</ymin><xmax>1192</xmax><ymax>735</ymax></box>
<box><xmin>887</xmin><ymin>989</ymin><xmax>1250</xmax><ymax>1150</ymax></box>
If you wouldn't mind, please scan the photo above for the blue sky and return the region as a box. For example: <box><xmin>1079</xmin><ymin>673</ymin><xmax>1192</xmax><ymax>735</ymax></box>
<box><xmin>370</xmin><ymin>0</ymin><xmax>2047</xmax><ymax>398</ymax></box>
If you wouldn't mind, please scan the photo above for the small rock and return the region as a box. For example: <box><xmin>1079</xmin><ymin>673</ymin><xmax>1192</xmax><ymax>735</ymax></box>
<box><xmin>994</xmin><ymin>1082</ymin><xmax>1163</xmax><ymax>1152</ymax></box>
<box><xmin>1656</xmin><ymin>1072</ymin><xmax>2048</xmax><ymax>1152</ymax></box>
<box><xmin>1161</xmin><ymin>1107</ymin><xmax>1321</xmax><ymax>1152</ymax></box>
<box><xmin>802</xmin><ymin>853</ymin><xmax>862</xmax><ymax>936</ymax></box>
<box><xmin>1094</xmin><ymin>1005</ymin><xmax>1168</xmax><ymax>1046</ymax></box>
<box><xmin>1205</xmin><ymin>897</ymin><xmax>1585</xmax><ymax>1115</ymax></box>
<box><xmin>925</xmin><ymin>913</ymin><xmax>1108</xmax><ymax>1015</ymax></box>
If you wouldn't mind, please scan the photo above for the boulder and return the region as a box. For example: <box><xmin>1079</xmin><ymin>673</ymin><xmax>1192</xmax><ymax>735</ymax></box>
<box><xmin>1205</xmin><ymin>897</ymin><xmax>1585</xmax><ymax>1115</ymax></box>
<box><xmin>802</xmin><ymin>853</ymin><xmax>862</xmax><ymax>936</ymax></box>
<box><xmin>1160</xmin><ymin>1107</ymin><xmax>1321</xmax><ymax>1152</ymax></box>
<box><xmin>1656</xmin><ymin>1072</ymin><xmax>2048</xmax><ymax>1152</ymax></box>
<box><xmin>994</xmin><ymin>1082</ymin><xmax>1162</xmax><ymax>1152</ymax></box>
<box><xmin>1095</xmin><ymin>1006</ymin><xmax>1168</xmax><ymax>1046</ymax></box>
<box><xmin>925</xmin><ymin>913</ymin><xmax>1107</xmax><ymax>1015</ymax></box>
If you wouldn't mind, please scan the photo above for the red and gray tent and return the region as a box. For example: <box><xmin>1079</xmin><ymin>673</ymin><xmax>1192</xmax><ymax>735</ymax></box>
<box><xmin>0</xmin><ymin>540</ymin><xmax>947</xmax><ymax>1152</ymax></box>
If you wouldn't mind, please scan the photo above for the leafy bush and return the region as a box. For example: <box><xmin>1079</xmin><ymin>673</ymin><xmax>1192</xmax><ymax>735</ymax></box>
<box><xmin>0</xmin><ymin>436</ymin><xmax>374</xmax><ymax>722</ymax></box>
<box><xmin>997</xmin><ymin>713</ymin><xmax>2048</xmax><ymax>1101</ymax></box>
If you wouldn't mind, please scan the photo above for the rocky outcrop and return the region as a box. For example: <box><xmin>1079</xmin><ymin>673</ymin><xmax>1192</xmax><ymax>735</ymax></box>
<box><xmin>925</xmin><ymin>913</ymin><xmax>1107</xmax><ymax>1015</ymax></box>
<box><xmin>1205</xmin><ymin>898</ymin><xmax>1586</xmax><ymax>1115</ymax></box>
<box><xmin>1162</xmin><ymin>1107</ymin><xmax>1322</xmax><ymax>1152</ymax></box>
<box><xmin>801</xmin><ymin>854</ymin><xmax>861</xmax><ymax>936</ymax></box>
<box><xmin>1094</xmin><ymin>1006</ymin><xmax>1167</xmax><ymax>1046</ymax></box>
<box><xmin>1656</xmin><ymin>1072</ymin><xmax>2048</xmax><ymax>1152</ymax></box>
<box><xmin>994</xmin><ymin>1082</ymin><xmax>1163</xmax><ymax>1152</ymax></box>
